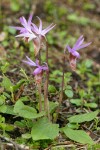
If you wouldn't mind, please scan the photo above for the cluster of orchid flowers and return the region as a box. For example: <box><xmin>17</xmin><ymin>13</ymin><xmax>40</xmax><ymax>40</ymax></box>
<box><xmin>12</xmin><ymin>14</ymin><xmax>91</xmax><ymax>80</ymax></box>
<box><xmin>12</xmin><ymin>14</ymin><xmax>91</xmax><ymax>116</ymax></box>
<box><xmin>12</xmin><ymin>14</ymin><xmax>55</xmax><ymax>56</ymax></box>
<box><xmin>12</xmin><ymin>14</ymin><xmax>55</xmax><ymax>83</ymax></box>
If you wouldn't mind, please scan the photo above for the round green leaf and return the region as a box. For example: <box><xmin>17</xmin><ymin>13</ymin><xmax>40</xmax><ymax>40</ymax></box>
<box><xmin>31</xmin><ymin>117</ymin><xmax>59</xmax><ymax>140</ymax></box>
<box><xmin>65</xmin><ymin>90</ymin><xmax>73</xmax><ymax>98</ymax></box>
<box><xmin>70</xmin><ymin>99</ymin><xmax>82</xmax><ymax>106</ymax></box>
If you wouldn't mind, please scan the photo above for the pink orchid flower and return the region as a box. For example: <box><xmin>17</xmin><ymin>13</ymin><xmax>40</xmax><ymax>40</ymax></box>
<box><xmin>31</xmin><ymin>17</ymin><xmax>56</xmax><ymax>56</ymax></box>
<box><xmin>12</xmin><ymin>14</ymin><xmax>36</xmax><ymax>42</ymax></box>
<box><xmin>66</xmin><ymin>35</ymin><xmax>91</xmax><ymax>71</ymax></box>
<box><xmin>23</xmin><ymin>56</ymin><xmax>48</xmax><ymax>84</ymax></box>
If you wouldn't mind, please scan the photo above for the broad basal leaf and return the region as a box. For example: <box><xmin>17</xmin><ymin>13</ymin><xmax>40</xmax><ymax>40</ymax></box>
<box><xmin>68</xmin><ymin>110</ymin><xmax>99</xmax><ymax>123</ymax></box>
<box><xmin>14</xmin><ymin>100</ymin><xmax>44</xmax><ymax>119</ymax></box>
<box><xmin>18</xmin><ymin>106</ymin><xmax>44</xmax><ymax>119</ymax></box>
<box><xmin>14</xmin><ymin>100</ymin><xmax>24</xmax><ymax>113</ymax></box>
<box><xmin>62</xmin><ymin>126</ymin><xmax>94</xmax><ymax>144</ymax></box>
<box><xmin>2</xmin><ymin>76</ymin><xmax>13</xmax><ymax>91</ymax></box>
<box><xmin>31</xmin><ymin>117</ymin><xmax>59</xmax><ymax>140</ymax></box>
<box><xmin>0</xmin><ymin>105</ymin><xmax>7</xmax><ymax>113</ymax></box>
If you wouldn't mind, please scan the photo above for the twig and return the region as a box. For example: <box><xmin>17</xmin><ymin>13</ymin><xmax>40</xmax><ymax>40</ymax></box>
<box><xmin>95</xmin><ymin>138</ymin><xmax>100</xmax><ymax>143</ymax></box>
<box><xmin>44</xmin><ymin>141</ymin><xmax>75</xmax><ymax>150</ymax></box>
<box><xmin>0</xmin><ymin>134</ymin><xmax>18</xmax><ymax>150</ymax></box>
<box><xmin>0</xmin><ymin>134</ymin><xmax>29</xmax><ymax>150</ymax></box>
<box><xmin>82</xmin><ymin>125</ymin><xmax>100</xmax><ymax>137</ymax></box>
<box><xmin>14</xmin><ymin>84</ymin><xmax>24</xmax><ymax>101</ymax></box>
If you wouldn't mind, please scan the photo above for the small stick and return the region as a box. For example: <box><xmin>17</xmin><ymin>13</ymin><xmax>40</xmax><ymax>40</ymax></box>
<box><xmin>0</xmin><ymin>134</ymin><xmax>19</xmax><ymax>150</ymax></box>
<box><xmin>14</xmin><ymin>84</ymin><xmax>24</xmax><ymax>101</ymax></box>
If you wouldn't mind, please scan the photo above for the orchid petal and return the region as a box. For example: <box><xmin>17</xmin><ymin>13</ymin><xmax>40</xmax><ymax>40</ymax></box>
<box><xmin>26</xmin><ymin>56</ymin><xmax>37</xmax><ymax>65</ymax></box>
<box><xmin>33</xmin><ymin>68</ymin><xmax>42</xmax><ymax>75</ymax></box>
<box><xmin>16</xmin><ymin>32</ymin><xmax>36</xmax><ymax>39</ymax></box>
<box><xmin>23</xmin><ymin>56</ymin><xmax>37</xmax><ymax>66</ymax></box>
<box><xmin>73</xmin><ymin>35</ymin><xmax>83</xmax><ymax>48</ymax></box>
<box><xmin>72</xmin><ymin>51</ymin><xmax>80</xmax><ymax>58</ymax></box>
<box><xmin>73</xmin><ymin>38</ymin><xmax>84</xmax><ymax>50</ymax></box>
<box><xmin>41</xmin><ymin>66</ymin><xmax>48</xmax><ymax>71</ymax></box>
<box><xmin>11</xmin><ymin>26</ymin><xmax>24</xmax><ymax>31</ymax></box>
<box><xmin>77</xmin><ymin>42</ymin><xmax>92</xmax><ymax>50</ymax></box>
<box><xmin>28</xmin><ymin>34</ymin><xmax>36</xmax><ymax>42</ymax></box>
<box><xmin>42</xmin><ymin>23</ymin><xmax>56</xmax><ymax>35</ymax></box>
<box><xmin>77</xmin><ymin>38</ymin><xmax>84</xmax><ymax>47</ymax></box>
<box><xmin>19</xmin><ymin>16</ymin><xmax>33</xmax><ymax>33</ymax></box>
<box><xmin>28</xmin><ymin>14</ymin><xmax>33</xmax><ymax>25</ymax></box>
<box><xmin>35</xmin><ymin>59</ymin><xmax>40</xmax><ymax>66</ymax></box>
<box><xmin>20</xmin><ymin>16</ymin><xmax>27</xmax><ymax>27</ymax></box>
<box><xmin>66</xmin><ymin>45</ymin><xmax>72</xmax><ymax>53</ymax></box>
<box><xmin>42</xmin><ymin>23</ymin><xmax>54</xmax><ymax>32</ymax></box>
<box><xmin>31</xmin><ymin>23</ymin><xmax>39</xmax><ymax>34</ymax></box>
<box><xmin>22</xmin><ymin>60</ymin><xmax>35</xmax><ymax>66</ymax></box>
<box><xmin>37</xmin><ymin>16</ymin><xmax>42</xmax><ymax>32</ymax></box>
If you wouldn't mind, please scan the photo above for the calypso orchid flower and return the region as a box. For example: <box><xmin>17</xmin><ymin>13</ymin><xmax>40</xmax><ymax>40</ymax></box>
<box><xmin>32</xmin><ymin>17</ymin><xmax>56</xmax><ymax>38</ymax></box>
<box><xmin>66</xmin><ymin>35</ymin><xmax>91</xmax><ymax>71</ymax></box>
<box><xmin>12</xmin><ymin>15</ymin><xmax>55</xmax><ymax>56</ymax></box>
<box><xmin>31</xmin><ymin>17</ymin><xmax>56</xmax><ymax>56</ymax></box>
<box><xmin>23</xmin><ymin>56</ymin><xmax>48</xmax><ymax>84</ymax></box>
<box><xmin>12</xmin><ymin>14</ymin><xmax>36</xmax><ymax>42</ymax></box>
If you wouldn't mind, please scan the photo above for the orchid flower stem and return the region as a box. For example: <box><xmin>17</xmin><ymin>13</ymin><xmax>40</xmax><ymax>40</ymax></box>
<box><xmin>34</xmin><ymin>43</ymin><xmax>42</xmax><ymax>112</ymax></box>
<box><xmin>37</xmin><ymin>83</ymin><xmax>42</xmax><ymax>112</ymax></box>
<box><xmin>44</xmin><ymin>41</ymin><xmax>50</xmax><ymax>121</ymax></box>
<box><xmin>54</xmin><ymin>50</ymin><xmax>66</xmax><ymax>123</ymax></box>
<box><xmin>59</xmin><ymin>54</ymin><xmax>65</xmax><ymax>105</ymax></box>
<box><xmin>46</xmin><ymin>41</ymin><xmax>48</xmax><ymax>64</ymax></box>
<box><xmin>39</xmin><ymin>50</ymin><xmax>41</xmax><ymax>65</ymax></box>
<box><xmin>57</xmin><ymin>49</ymin><xmax>66</xmax><ymax>114</ymax></box>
